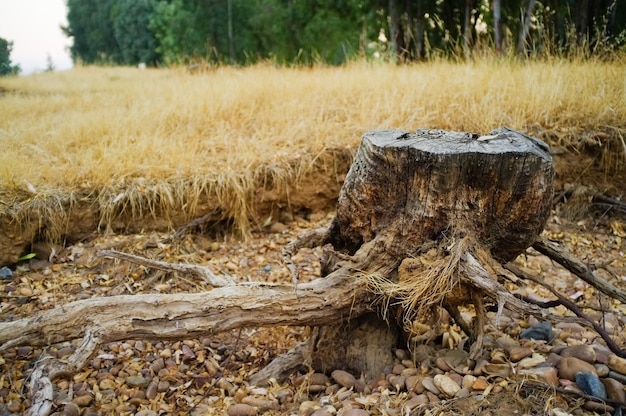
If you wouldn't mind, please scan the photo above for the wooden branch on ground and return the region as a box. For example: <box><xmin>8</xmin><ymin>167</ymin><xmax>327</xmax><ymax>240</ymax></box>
<box><xmin>26</xmin><ymin>330</ymin><xmax>101</xmax><ymax>416</ymax></box>
<box><xmin>97</xmin><ymin>249</ymin><xmax>234</xmax><ymax>287</ymax></box>
<box><xmin>460</xmin><ymin>252</ymin><xmax>587</xmax><ymax>327</ymax></box>
<box><xmin>532</xmin><ymin>238</ymin><xmax>626</xmax><ymax>304</ymax></box>
<box><xmin>0</xmin><ymin>271</ymin><xmax>369</xmax><ymax>351</ymax></box>
<box><xmin>505</xmin><ymin>263</ymin><xmax>626</xmax><ymax>358</ymax></box>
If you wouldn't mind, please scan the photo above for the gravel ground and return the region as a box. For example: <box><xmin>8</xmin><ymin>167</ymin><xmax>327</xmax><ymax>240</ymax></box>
<box><xmin>0</xmin><ymin>211</ymin><xmax>625</xmax><ymax>415</ymax></box>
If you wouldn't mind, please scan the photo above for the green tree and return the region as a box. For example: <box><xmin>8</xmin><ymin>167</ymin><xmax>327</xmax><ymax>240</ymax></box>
<box><xmin>62</xmin><ymin>0</ymin><xmax>121</xmax><ymax>64</ymax></box>
<box><xmin>111</xmin><ymin>0</ymin><xmax>160</xmax><ymax>65</ymax></box>
<box><xmin>0</xmin><ymin>37</ymin><xmax>20</xmax><ymax>76</ymax></box>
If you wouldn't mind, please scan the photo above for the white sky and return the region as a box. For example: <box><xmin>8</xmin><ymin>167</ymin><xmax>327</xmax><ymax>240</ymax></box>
<box><xmin>0</xmin><ymin>0</ymin><xmax>73</xmax><ymax>74</ymax></box>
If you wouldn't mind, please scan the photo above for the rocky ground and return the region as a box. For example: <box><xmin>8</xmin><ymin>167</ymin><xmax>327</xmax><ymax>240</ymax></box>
<box><xmin>0</xmin><ymin>209</ymin><xmax>625</xmax><ymax>416</ymax></box>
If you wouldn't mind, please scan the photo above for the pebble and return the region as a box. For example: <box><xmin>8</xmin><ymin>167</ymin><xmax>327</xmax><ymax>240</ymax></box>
<box><xmin>73</xmin><ymin>395</ymin><xmax>93</xmax><ymax>407</ymax></box>
<box><xmin>135</xmin><ymin>411</ymin><xmax>158</xmax><ymax>416</ymax></box>
<box><xmin>331</xmin><ymin>370</ymin><xmax>356</xmax><ymax>389</ymax></box>
<box><xmin>146</xmin><ymin>381</ymin><xmax>158</xmax><ymax>399</ymax></box>
<box><xmin>520</xmin><ymin>321</ymin><xmax>553</xmax><ymax>342</ymax></box>
<box><xmin>557</xmin><ymin>357</ymin><xmax>596</xmax><ymax>381</ymax></box>
<box><xmin>518</xmin><ymin>367</ymin><xmax>559</xmax><ymax>387</ymax></box>
<box><xmin>472</xmin><ymin>378</ymin><xmax>489</xmax><ymax>390</ymax></box>
<box><xmin>421</xmin><ymin>377</ymin><xmax>440</xmax><ymax>395</ymax></box>
<box><xmin>607</xmin><ymin>354</ymin><xmax>626</xmax><ymax>375</ymax></box>
<box><xmin>241</xmin><ymin>396</ymin><xmax>278</xmax><ymax>411</ymax></box>
<box><xmin>227</xmin><ymin>403</ymin><xmax>257</xmax><ymax>416</ymax></box>
<box><xmin>508</xmin><ymin>347</ymin><xmax>533</xmax><ymax>362</ymax></box>
<box><xmin>575</xmin><ymin>372</ymin><xmax>606</xmax><ymax>398</ymax></box>
<box><xmin>126</xmin><ymin>376</ymin><xmax>151</xmax><ymax>387</ymax></box>
<box><xmin>343</xmin><ymin>410</ymin><xmax>371</xmax><ymax>416</ymax></box>
<box><xmin>403</xmin><ymin>394</ymin><xmax>428</xmax><ymax>412</ymax></box>
<box><xmin>0</xmin><ymin>266</ymin><xmax>13</xmax><ymax>280</ymax></box>
<box><xmin>602</xmin><ymin>377</ymin><xmax>626</xmax><ymax>402</ymax></box>
<box><xmin>559</xmin><ymin>345</ymin><xmax>596</xmax><ymax>363</ymax></box>
<box><xmin>62</xmin><ymin>402</ymin><xmax>80</xmax><ymax>416</ymax></box>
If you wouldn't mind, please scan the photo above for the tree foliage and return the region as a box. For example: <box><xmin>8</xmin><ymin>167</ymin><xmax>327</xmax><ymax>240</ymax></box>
<box><xmin>0</xmin><ymin>37</ymin><xmax>20</xmax><ymax>76</ymax></box>
<box><xmin>64</xmin><ymin>0</ymin><xmax>626</xmax><ymax>66</ymax></box>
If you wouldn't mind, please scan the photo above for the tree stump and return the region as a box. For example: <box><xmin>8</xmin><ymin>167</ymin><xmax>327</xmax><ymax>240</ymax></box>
<box><xmin>279</xmin><ymin>127</ymin><xmax>554</xmax><ymax>379</ymax></box>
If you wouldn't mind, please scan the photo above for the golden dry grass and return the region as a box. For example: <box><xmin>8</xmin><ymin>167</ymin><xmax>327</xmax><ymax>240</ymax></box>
<box><xmin>1</xmin><ymin>58</ymin><xmax>625</xmax><ymax>236</ymax></box>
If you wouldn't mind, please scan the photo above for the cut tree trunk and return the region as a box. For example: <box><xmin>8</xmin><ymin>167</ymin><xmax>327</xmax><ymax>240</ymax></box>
<box><xmin>270</xmin><ymin>127</ymin><xmax>555</xmax><ymax>378</ymax></box>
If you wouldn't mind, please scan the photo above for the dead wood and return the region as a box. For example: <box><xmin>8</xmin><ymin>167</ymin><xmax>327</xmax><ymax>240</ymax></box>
<box><xmin>97</xmin><ymin>249</ymin><xmax>234</xmax><ymax>287</ymax></box>
<box><xmin>532</xmin><ymin>238</ymin><xmax>626</xmax><ymax>304</ymax></box>
<box><xmin>505</xmin><ymin>263</ymin><xmax>626</xmax><ymax>358</ymax></box>
<box><xmin>0</xmin><ymin>269</ymin><xmax>371</xmax><ymax>350</ymax></box>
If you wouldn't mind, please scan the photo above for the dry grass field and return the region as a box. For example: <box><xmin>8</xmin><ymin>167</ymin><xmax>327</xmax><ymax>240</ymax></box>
<box><xmin>0</xmin><ymin>59</ymin><xmax>625</xmax><ymax>253</ymax></box>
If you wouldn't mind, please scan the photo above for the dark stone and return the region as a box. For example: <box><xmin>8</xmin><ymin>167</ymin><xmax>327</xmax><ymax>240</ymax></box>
<box><xmin>0</xmin><ymin>266</ymin><xmax>12</xmax><ymax>280</ymax></box>
<box><xmin>575</xmin><ymin>372</ymin><xmax>606</xmax><ymax>399</ymax></box>
<box><xmin>520</xmin><ymin>321</ymin><xmax>553</xmax><ymax>342</ymax></box>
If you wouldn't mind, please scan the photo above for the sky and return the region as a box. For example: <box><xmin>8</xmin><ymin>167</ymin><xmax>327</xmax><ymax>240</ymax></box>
<box><xmin>0</xmin><ymin>0</ymin><xmax>73</xmax><ymax>74</ymax></box>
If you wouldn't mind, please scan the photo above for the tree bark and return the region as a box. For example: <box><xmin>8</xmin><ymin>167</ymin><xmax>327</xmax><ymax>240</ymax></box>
<box><xmin>493</xmin><ymin>0</ymin><xmax>502</xmax><ymax>53</ymax></box>
<box><xmin>518</xmin><ymin>0</ymin><xmax>537</xmax><ymax>55</ymax></box>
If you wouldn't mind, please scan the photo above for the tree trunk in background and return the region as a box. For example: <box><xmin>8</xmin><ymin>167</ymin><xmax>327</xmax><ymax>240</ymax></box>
<box><xmin>414</xmin><ymin>0</ymin><xmax>426</xmax><ymax>60</ymax></box>
<box><xmin>517</xmin><ymin>0</ymin><xmax>537</xmax><ymax>55</ymax></box>
<box><xmin>493</xmin><ymin>0</ymin><xmax>503</xmax><ymax>53</ymax></box>
<box><xmin>388</xmin><ymin>0</ymin><xmax>402</xmax><ymax>62</ymax></box>
<box><xmin>463</xmin><ymin>0</ymin><xmax>472</xmax><ymax>59</ymax></box>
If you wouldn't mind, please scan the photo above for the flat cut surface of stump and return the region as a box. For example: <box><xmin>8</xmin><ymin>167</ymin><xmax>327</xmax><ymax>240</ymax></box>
<box><xmin>334</xmin><ymin>128</ymin><xmax>554</xmax><ymax>261</ymax></box>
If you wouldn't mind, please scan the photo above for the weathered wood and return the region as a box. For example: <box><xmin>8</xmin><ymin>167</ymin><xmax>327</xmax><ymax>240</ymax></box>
<box><xmin>0</xmin><ymin>271</ymin><xmax>371</xmax><ymax>350</ymax></box>
<box><xmin>333</xmin><ymin>128</ymin><xmax>554</xmax><ymax>261</ymax></box>
<box><xmin>98</xmin><ymin>249</ymin><xmax>234</xmax><ymax>287</ymax></box>
<box><xmin>532</xmin><ymin>238</ymin><xmax>626</xmax><ymax>304</ymax></box>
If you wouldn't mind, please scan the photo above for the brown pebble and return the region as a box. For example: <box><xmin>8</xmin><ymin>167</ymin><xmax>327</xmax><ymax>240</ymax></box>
<box><xmin>242</xmin><ymin>397</ymin><xmax>278</xmax><ymax>411</ymax></box>
<box><xmin>403</xmin><ymin>394</ymin><xmax>428</xmax><ymax>412</ymax></box>
<box><xmin>343</xmin><ymin>410</ymin><xmax>371</xmax><ymax>416</ymax></box>
<box><xmin>608</xmin><ymin>355</ymin><xmax>626</xmax><ymax>375</ymax></box>
<box><xmin>146</xmin><ymin>381</ymin><xmax>158</xmax><ymax>400</ymax></box>
<box><xmin>602</xmin><ymin>378</ymin><xmax>626</xmax><ymax>403</ymax></box>
<box><xmin>421</xmin><ymin>377</ymin><xmax>440</xmax><ymax>395</ymax></box>
<box><xmin>17</xmin><ymin>346</ymin><xmax>32</xmax><ymax>358</ymax></box>
<box><xmin>73</xmin><ymin>394</ymin><xmax>93</xmax><ymax>407</ymax></box>
<box><xmin>331</xmin><ymin>370</ymin><xmax>356</xmax><ymax>389</ymax></box>
<box><xmin>310</xmin><ymin>411</ymin><xmax>332</xmax><ymax>416</ymax></box>
<box><xmin>406</xmin><ymin>375</ymin><xmax>423</xmax><ymax>393</ymax></box>
<box><xmin>226</xmin><ymin>403</ymin><xmax>257</xmax><ymax>416</ymax></box>
<box><xmin>560</xmin><ymin>345</ymin><xmax>596</xmax><ymax>363</ymax></box>
<box><xmin>6</xmin><ymin>401</ymin><xmax>21</xmax><ymax>413</ymax></box>
<box><xmin>389</xmin><ymin>375</ymin><xmax>406</xmax><ymax>391</ymax></box>
<box><xmin>433</xmin><ymin>374</ymin><xmax>460</xmax><ymax>398</ymax></box>
<box><xmin>56</xmin><ymin>347</ymin><xmax>74</xmax><ymax>358</ymax></box>
<box><xmin>435</xmin><ymin>357</ymin><xmax>452</xmax><ymax>372</ymax></box>
<box><xmin>157</xmin><ymin>380</ymin><xmax>170</xmax><ymax>392</ymax></box>
<box><xmin>508</xmin><ymin>347</ymin><xmax>533</xmax><ymax>362</ymax></box>
<box><xmin>392</xmin><ymin>363</ymin><xmax>406</xmax><ymax>375</ymax></box>
<box><xmin>62</xmin><ymin>402</ymin><xmax>81</xmax><ymax>416</ymax></box>
<box><xmin>557</xmin><ymin>357</ymin><xmax>597</xmax><ymax>381</ymax></box>
<box><xmin>308</xmin><ymin>384</ymin><xmax>326</xmax><ymax>394</ymax></box>
<box><xmin>472</xmin><ymin>378</ymin><xmax>489</xmax><ymax>390</ymax></box>
<box><xmin>150</xmin><ymin>358</ymin><xmax>165</xmax><ymax>373</ymax></box>
<box><xmin>181</xmin><ymin>344</ymin><xmax>196</xmax><ymax>361</ymax></box>
<box><xmin>310</xmin><ymin>373</ymin><xmax>330</xmax><ymax>386</ymax></box>
<box><xmin>583</xmin><ymin>400</ymin><xmax>614</xmax><ymax>413</ymax></box>
<box><xmin>518</xmin><ymin>367</ymin><xmax>559</xmax><ymax>387</ymax></box>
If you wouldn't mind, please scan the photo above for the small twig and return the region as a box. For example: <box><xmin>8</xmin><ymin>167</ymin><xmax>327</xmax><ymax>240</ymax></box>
<box><xmin>161</xmin><ymin>209</ymin><xmax>221</xmax><ymax>243</ymax></box>
<box><xmin>532</xmin><ymin>238</ymin><xmax>626</xmax><ymax>305</ymax></box>
<box><xmin>97</xmin><ymin>249</ymin><xmax>234</xmax><ymax>287</ymax></box>
<box><xmin>505</xmin><ymin>263</ymin><xmax>626</xmax><ymax>358</ymax></box>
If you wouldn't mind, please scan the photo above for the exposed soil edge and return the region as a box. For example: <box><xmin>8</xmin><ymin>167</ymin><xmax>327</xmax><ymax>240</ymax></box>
<box><xmin>0</xmin><ymin>148</ymin><xmax>354</xmax><ymax>266</ymax></box>
<box><xmin>1</xmin><ymin>127</ymin><xmax>624</xmax><ymax>267</ymax></box>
